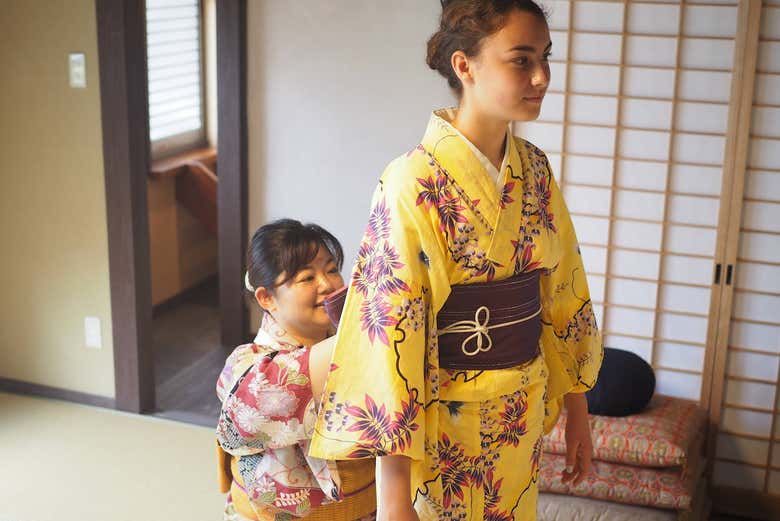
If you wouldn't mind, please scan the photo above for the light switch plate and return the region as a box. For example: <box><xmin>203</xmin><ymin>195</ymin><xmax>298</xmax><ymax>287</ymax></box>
<box><xmin>85</xmin><ymin>316</ymin><xmax>101</xmax><ymax>349</ymax></box>
<box><xmin>69</xmin><ymin>53</ymin><xmax>86</xmax><ymax>88</ymax></box>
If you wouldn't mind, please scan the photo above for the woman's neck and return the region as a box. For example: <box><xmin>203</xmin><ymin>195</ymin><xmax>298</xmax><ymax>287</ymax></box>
<box><xmin>452</xmin><ymin>101</ymin><xmax>509</xmax><ymax>171</ymax></box>
<box><xmin>268</xmin><ymin>315</ymin><xmax>327</xmax><ymax>347</ymax></box>
<box><xmin>290</xmin><ymin>329</ymin><xmax>327</xmax><ymax>348</ymax></box>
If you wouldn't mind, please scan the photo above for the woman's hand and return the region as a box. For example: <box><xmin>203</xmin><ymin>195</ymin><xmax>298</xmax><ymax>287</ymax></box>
<box><xmin>309</xmin><ymin>335</ymin><xmax>337</xmax><ymax>405</ymax></box>
<box><xmin>377</xmin><ymin>456</ymin><xmax>419</xmax><ymax>521</ymax></box>
<box><xmin>562</xmin><ymin>392</ymin><xmax>593</xmax><ymax>486</ymax></box>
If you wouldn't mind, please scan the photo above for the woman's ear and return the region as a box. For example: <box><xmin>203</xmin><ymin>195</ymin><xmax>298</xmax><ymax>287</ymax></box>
<box><xmin>451</xmin><ymin>50</ymin><xmax>473</xmax><ymax>87</ymax></box>
<box><xmin>254</xmin><ymin>286</ymin><xmax>276</xmax><ymax>313</ymax></box>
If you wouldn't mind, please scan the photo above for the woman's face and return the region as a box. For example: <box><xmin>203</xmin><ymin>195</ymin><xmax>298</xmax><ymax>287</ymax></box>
<box><xmin>261</xmin><ymin>247</ymin><xmax>344</xmax><ymax>344</ymax></box>
<box><xmin>465</xmin><ymin>10</ymin><xmax>551</xmax><ymax>122</ymax></box>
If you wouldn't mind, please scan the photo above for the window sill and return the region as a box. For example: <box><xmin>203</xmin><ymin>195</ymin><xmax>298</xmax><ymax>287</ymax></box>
<box><xmin>149</xmin><ymin>147</ymin><xmax>217</xmax><ymax>179</ymax></box>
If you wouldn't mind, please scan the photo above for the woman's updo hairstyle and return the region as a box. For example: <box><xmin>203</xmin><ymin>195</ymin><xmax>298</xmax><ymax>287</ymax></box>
<box><xmin>246</xmin><ymin>219</ymin><xmax>344</xmax><ymax>293</ymax></box>
<box><xmin>426</xmin><ymin>0</ymin><xmax>548</xmax><ymax>96</ymax></box>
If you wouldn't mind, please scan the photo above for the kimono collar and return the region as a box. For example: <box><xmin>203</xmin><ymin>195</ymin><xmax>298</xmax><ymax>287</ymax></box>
<box><xmin>449</xmin><ymin>120</ymin><xmax>509</xmax><ymax>189</ymax></box>
<box><xmin>420</xmin><ymin>108</ymin><xmax>530</xmax><ymax>267</ymax></box>
<box><xmin>253</xmin><ymin>313</ymin><xmax>305</xmax><ymax>353</ymax></box>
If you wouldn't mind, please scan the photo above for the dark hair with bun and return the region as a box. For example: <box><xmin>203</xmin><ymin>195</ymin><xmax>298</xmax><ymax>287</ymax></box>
<box><xmin>427</xmin><ymin>0</ymin><xmax>548</xmax><ymax>96</ymax></box>
<box><xmin>246</xmin><ymin>218</ymin><xmax>344</xmax><ymax>292</ymax></box>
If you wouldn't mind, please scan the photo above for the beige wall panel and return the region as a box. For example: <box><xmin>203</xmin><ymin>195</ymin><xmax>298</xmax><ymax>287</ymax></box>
<box><xmin>0</xmin><ymin>1</ymin><xmax>115</xmax><ymax>397</ymax></box>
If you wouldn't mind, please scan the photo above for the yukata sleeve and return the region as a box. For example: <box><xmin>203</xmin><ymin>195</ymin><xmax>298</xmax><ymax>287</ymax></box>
<box><xmin>216</xmin><ymin>346</ymin><xmax>315</xmax><ymax>457</ymax></box>
<box><xmin>537</xmin><ymin>159</ymin><xmax>604</xmax><ymax>408</ymax></box>
<box><xmin>309</xmin><ymin>162</ymin><xmax>450</xmax><ymax>462</ymax></box>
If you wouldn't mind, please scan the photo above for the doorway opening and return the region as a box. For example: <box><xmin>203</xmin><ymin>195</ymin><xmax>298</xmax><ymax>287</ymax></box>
<box><xmin>96</xmin><ymin>0</ymin><xmax>247</xmax><ymax>421</ymax></box>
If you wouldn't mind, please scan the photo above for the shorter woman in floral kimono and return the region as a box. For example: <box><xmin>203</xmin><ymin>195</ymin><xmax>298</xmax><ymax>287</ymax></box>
<box><xmin>216</xmin><ymin>219</ymin><xmax>376</xmax><ymax>521</ymax></box>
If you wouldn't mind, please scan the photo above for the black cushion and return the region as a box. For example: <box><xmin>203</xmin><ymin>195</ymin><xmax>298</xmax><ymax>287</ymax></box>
<box><xmin>585</xmin><ymin>347</ymin><xmax>655</xmax><ymax>417</ymax></box>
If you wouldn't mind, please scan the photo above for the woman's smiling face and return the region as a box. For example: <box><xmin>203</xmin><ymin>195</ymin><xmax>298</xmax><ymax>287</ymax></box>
<box><xmin>262</xmin><ymin>246</ymin><xmax>344</xmax><ymax>345</ymax></box>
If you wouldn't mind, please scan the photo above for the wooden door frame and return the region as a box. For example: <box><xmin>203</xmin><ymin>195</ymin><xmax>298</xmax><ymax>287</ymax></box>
<box><xmin>96</xmin><ymin>0</ymin><xmax>248</xmax><ymax>413</ymax></box>
<box><xmin>702</xmin><ymin>0</ymin><xmax>761</xmax><ymax>443</ymax></box>
<box><xmin>216</xmin><ymin>0</ymin><xmax>249</xmax><ymax>349</ymax></box>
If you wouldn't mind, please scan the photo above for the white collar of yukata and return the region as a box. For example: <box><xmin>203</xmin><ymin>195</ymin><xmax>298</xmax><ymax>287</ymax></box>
<box><xmin>253</xmin><ymin>312</ymin><xmax>303</xmax><ymax>352</ymax></box>
<box><xmin>432</xmin><ymin>107</ymin><xmax>511</xmax><ymax>185</ymax></box>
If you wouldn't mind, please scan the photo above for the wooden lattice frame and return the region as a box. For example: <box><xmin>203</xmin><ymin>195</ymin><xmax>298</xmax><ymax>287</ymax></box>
<box><xmin>516</xmin><ymin>0</ymin><xmax>780</xmax><ymax>514</ymax></box>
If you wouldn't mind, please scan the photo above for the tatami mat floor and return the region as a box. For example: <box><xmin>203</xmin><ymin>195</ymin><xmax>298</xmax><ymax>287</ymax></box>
<box><xmin>0</xmin><ymin>391</ymin><xmax>764</xmax><ymax>521</ymax></box>
<box><xmin>0</xmin><ymin>392</ymin><xmax>223</xmax><ymax>521</ymax></box>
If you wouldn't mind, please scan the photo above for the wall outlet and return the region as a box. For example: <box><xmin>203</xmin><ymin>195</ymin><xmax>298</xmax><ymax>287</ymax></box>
<box><xmin>84</xmin><ymin>316</ymin><xmax>102</xmax><ymax>349</ymax></box>
<box><xmin>69</xmin><ymin>53</ymin><xmax>86</xmax><ymax>88</ymax></box>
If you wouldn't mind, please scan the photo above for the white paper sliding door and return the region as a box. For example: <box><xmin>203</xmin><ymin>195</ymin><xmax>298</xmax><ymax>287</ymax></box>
<box><xmin>710</xmin><ymin>0</ymin><xmax>780</xmax><ymax>507</ymax></box>
<box><xmin>517</xmin><ymin>0</ymin><xmax>738</xmax><ymax>402</ymax></box>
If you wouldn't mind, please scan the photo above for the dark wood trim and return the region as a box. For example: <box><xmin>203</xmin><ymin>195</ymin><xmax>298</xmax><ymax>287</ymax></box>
<box><xmin>217</xmin><ymin>0</ymin><xmax>249</xmax><ymax>347</ymax></box>
<box><xmin>0</xmin><ymin>377</ymin><xmax>116</xmax><ymax>409</ymax></box>
<box><xmin>96</xmin><ymin>0</ymin><xmax>155</xmax><ymax>413</ymax></box>
<box><xmin>711</xmin><ymin>486</ymin><xmax>780</xmax><ymax>521</ymax></box>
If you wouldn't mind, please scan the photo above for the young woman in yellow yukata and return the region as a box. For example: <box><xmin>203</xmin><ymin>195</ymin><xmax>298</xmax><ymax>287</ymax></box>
<box><xmin>309</xmin><ymin>1</ymin><xmax>603</xmax><ymax>520</ymax></box>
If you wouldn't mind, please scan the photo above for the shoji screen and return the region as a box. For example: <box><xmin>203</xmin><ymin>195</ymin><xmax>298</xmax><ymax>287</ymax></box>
<box><xmin>518</xmin><ymin>0</ymin><xmax>737</xmax><ymax>402</ymax></box>
<box><xmin>711</xmin><ymin>0</ymin><xmax>780</xmax><ymax>500</ymax></box>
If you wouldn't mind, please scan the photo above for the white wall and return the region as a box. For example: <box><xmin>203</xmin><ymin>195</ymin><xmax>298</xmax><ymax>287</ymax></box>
<box><xmin>247</xmin><ymin>1</ymin><xmax>454</xmax><ymax>294</ymax></box>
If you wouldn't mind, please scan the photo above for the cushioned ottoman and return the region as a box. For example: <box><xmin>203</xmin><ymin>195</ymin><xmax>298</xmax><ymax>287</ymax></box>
<box><xmin>539</xmin><ymin>394</ymin><xmax>709</xmax><ymax>520</ymax></box>
<box><xmin>544</xmin><ymin>395</ymin><xmax>706</xmax><ymax>470</ymax></box>
<box><xmin>538</xmin><ymin>477</ymin><xmax>709</xmax><ymax>521</ymax></box>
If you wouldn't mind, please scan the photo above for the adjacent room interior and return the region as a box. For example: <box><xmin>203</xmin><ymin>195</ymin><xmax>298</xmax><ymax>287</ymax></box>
<box><xmin>145</xmin><ymin>0</ymin><xmax>224</xmax><ymax>426</ymax></box>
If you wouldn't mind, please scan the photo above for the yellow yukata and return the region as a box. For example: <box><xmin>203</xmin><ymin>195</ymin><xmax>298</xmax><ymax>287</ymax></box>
<box><xmin>309</xmin><ymin>109</ymin><xmax>603</xmax><ymax>520</ymax></box>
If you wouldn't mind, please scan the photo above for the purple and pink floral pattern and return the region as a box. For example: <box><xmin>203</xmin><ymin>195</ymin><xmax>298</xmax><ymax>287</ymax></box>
<box><xmin>352</xmin><ymin>198</ymin><xmax>410</xmax><ymax>347</ymax></box>
<box><xmin>216</xmin><ymin>314</ymin><xmax>341</xmax><ymax>519</ymax></box>
<box><xmin>416</xmin><ymin>151</ymin><xmax>504</xmax><ymax>283</ymax></box>
<box><xmin>310</xmin><ymin>109</ymin><xmax>602</xmax><ymax>521</ymax></box>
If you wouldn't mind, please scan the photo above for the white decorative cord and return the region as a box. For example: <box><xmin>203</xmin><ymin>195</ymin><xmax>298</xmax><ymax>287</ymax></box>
<box><xmin>245</xmin><ymin>272</ymin><xmax>255</xmax><ymax>292</ymax></box>
<box><xmin>438</xmin><ymin>305</ymin><xmax>542</xmax><ymax>356</ymax></box>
